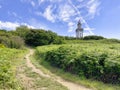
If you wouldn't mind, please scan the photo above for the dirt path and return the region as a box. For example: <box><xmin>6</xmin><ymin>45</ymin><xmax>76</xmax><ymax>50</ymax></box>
<box><xmin>26</xmin><ymin>49</ymin><xmax>50</xmax><ymax>78</ymax></box>
<box><xmin>25</xmin><ymin>49</ymin><xmax>92</xmax><ymax>90</ymax></box>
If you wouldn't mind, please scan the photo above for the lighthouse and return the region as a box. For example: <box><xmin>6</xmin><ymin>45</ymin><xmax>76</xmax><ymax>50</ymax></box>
<box><xmin>76</xmin><ymin>20</ymin><xmax>83</xmax><ymax>38</ymax></box>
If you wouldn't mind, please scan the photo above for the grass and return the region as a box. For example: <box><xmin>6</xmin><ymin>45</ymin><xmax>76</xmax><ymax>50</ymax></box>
<box><xmin>64</xmin><ymin>39</ymin><xmax>120</xmax><ymax>44</ymax></box>
<box><xmin>23</xmin><ymin>66</ymin><xmax>68</xmax><ymax>90</ymax></box>
<box><xmin>34</xmin><ymin>40</ymin><xmax>120</xmax><ymax>90</ymax></box>
<box><xmin>0</xmin><ymin>47</ymin><xmax>27</xmax><ymax>89</ymax></box>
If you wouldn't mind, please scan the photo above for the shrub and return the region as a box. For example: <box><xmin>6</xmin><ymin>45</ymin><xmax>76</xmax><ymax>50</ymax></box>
<box><xmin>0</xmin><ymin>44</ymin><xmax>5</xmax><ymax>48</ymax></box>
<box><xmin>25</xmin><ymin>29</ymin><xmax>64</xmax><ymax>46</ymax></box>
<box><xmin>44</xmin><ymin>46</ymin><xmax>120</xmax><ymax>84</ymax></box>
<box><xmin>0</xmin><ymin>36</ymin><xmax>24</xmax><ymax>49</ymax></box>
<box><xmin>102</xmin><ymin>61</ymin><xmax>120</xmax><ymax>84</ymax></box>
<box><xmin>83</xmin><ymin>35</ymin><xmax>104</xmax><ymax>40</ymax></box>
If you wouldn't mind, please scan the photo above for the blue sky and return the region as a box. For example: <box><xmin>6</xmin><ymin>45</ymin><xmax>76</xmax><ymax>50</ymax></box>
<box><xmin>0</xmin><ymin>0</ymin><xmax>120</xmax><ymax>39</ymax></box>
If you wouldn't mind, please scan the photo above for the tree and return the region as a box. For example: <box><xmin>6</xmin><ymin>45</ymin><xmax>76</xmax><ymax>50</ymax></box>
<box><xmin>16</xmin><ymin>25</ymin><xmax>30</xmax><ymax>39</ymax></box>
<box><xmin>25</xmin><ymin>29</ymin><xmax>64</xmax><ymax>46</ymax></box>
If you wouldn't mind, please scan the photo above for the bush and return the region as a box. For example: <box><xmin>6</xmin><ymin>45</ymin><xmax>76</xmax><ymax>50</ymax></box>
<box><xmin>102</xmin><ymin>61</ymin><xmax>120</xmax><ymax>84</ymax></box>
<box><xmin>83</xmin><ymin>35</ymin><xmax>104</xmax><ymax>40</ymax></box>
<box><xmin>1</xmin><ymin>28</ymin><xmax>64</xmax><ymax>47</ymax></box>
<box><xmin>0</xmin><ymin>29</ymin><xmax>25</xmax><ymax>49</ymax></box>
<box><xmin>45</xmin><ymin>46</ymin><xmax>120</xmax><ymax>84</ymax></box>
<box><xmin>0</xmin><ymin>44</ymin><xmax>5</xmax><ymax>48</ymax></box>
<box><xmin>64</xmin><ymin>36</ymin><xmax>76</xmax><ymax>40</ymax></box>
<box><xmin>45</xmin><ymin>47</ymin><xmax>77</xmax><ymax>70</ymax></box>
<box><xmin>0</xmin><ymin>36</ymin><xmax>24</xmax><ymax>49</ymax></box>
<box><xmin>25</xmin><ymin>29</ymin><xmax>64</xmax><ymax>46</ymax></box>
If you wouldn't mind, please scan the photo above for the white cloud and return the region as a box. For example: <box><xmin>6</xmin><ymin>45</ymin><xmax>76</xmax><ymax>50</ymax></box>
<box><xmin>87</xmin><ymin>0</ymin><xmax>100</xmax><ymax>19</ymax></box>
<box><xmin>36</xmin><ymin>5</ymin><xmax>56</xmax><ymax>23</ymax></box>
<box><xmin>84</xmin><ymin>27</ymin><xmax>94</xmax><ymax>31</ymax></box>
<box><xmin>20</xmin><ymin>0</ymin><xmax>36</xmax><ymax>7</ymax></box>
<box><xmin>49</xmin><ymin>0</ymin><xmax>62</xmax><ymax>3</ymax></box>
<box><xmin>43</xmin><ymin>5</ymin><xmax>56</xmax><ymax>22</ymax></box>
<box><xmin>58</xmin><ymin>3</ymin><xmax>78</xmax><ymax>33</ymax></box>
<box><xmin>0</xmin><ymin>21</ymin><xmax>19</xmax><ymax>30</ymax></box>
<box><xmin>21</xmin><ymin>0</ymin><xmax>101</xmax><ymax>36</ymax></box>
<box><xmin>68</xmin><ymin>22</ymin><xmax>76</xmax><ymax>32</ymax></box>
<box><xmin>38</xmin><ymin>0</ymin><xmax>62</xmax><ymax>4</ymax></box>
<box><xmin>21</xmin><ymin>23</ymin><xmax>35</xmax><ymax>29</ymax></box>
<box><xmin>67</xmin><ymin>0</ymin><xmax>94</xmax><ymax>33</ymax></box>
<box><xmin>68</xmin><ymin>22</ymin><xmax>75</xmax><ymax>27</ymax></box>
<box><xmin>0</xmin><ymin>21</ymin><xmax>35</xmax><ymax>30</ymax></box>
<box><xmin>66</xmin><ymin>0</ymin><xmax>98</xmax><ymax>36</ymax></box>
<box><xmin>59</xmin><ymin>4</ymin><xmax>76</xmax><ymax>22</ymax></box>
<box><xmin>38</xmin><ymin>0</ymin><xmax>45</xmax><ymax>5</ymax></box>
<box><xmin>28</xmin><ymin>18</ymin><xmax>49</xmax><ymax>30</ymax></box>
<box><xmin>68</xmin><ymin>27</ymin><xmax>74</xmax><ymax>32</ymax></box>
<box><xmin>31</xmin><ymin>1</ymin><xmax>35</xmax><ymax>7</ymax></box>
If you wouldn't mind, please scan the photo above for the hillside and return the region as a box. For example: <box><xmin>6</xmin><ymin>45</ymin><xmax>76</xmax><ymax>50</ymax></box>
<box><xmin>1</xmin><ymin>0</ymin><xmax>120</xmax><ymax>89</ymax></box>
<box><xmin>0</xmin><ymin>28</ymin><xmax>120</xmax><ymax>90</ymax></box>
<box><xmin>35</xmin><ymin>40</ymin><xmax>120</xmax><ymax>90</ymax></box>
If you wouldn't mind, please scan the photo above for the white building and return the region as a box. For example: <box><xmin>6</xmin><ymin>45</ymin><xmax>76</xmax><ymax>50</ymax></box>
<box><xmin>76</xmin><ymin>20</ymin><xmax>83</xmax><ymax>38</ymax></box>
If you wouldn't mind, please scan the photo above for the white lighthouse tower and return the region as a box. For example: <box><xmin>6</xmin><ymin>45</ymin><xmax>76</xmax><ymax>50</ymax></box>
<box><xmin>76</xmin><ymin>20</ymin><xmax>83</xmax><ymax>38</ymax></box>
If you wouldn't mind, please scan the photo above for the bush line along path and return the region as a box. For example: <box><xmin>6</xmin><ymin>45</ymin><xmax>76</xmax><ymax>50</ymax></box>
<box><xmin>24</xmin><ymin>49</ymin><xmax>92</xmax><ymax>90</ymax></box>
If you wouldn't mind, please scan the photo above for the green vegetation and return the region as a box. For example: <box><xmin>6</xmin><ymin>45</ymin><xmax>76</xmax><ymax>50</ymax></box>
<box><xmin>83</xmin><ymin>35</ymin><xmax>105</xmax><ymax>40</ymax></box>
<box><xmin>25</xmin><ymin>29</ymin><xmax>64</xmax><ymax>46</ymax></box>
<box><xmin>0</xmin><ymin>30</ymin><xmax>24</xmax><ymax>49</ymax></box>
<box><xmin>35</xmin><ymin>40</ymin><xmax>120</xmax><ymax>90</ymax></box>
<box><xmin>0</xmin><ymin>47</ymin><xmax>26</xmax><ymax>89</ymax></box>
<box><xmin>1</xmin><ymin>25</ymin><xmax>120</xmax><ymax>90</ymax></box>
<box><xmin>0</xmin><ymin>26</ymin><xmax>64</xmax><ymax>89</ymax></box>
<box><xmin>64</xmin><ymin>35</ymin><xmax>105</xmax><ymax>40</ymax></box>
<box><xmin>45</xmin><ymin>45</ymin><xmax>120</xmax><ymax>84</ymax></box>
<box><xmin>0</xmin><ymin>26</ymin><xmax>64</xmax><ymax>48</ymax></box>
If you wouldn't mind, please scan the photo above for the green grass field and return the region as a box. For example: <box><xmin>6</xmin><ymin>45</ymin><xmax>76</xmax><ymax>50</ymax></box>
<box><xmin>0</xmin><ymin>47</ymin><xmax>26</xmax><ymax>89</ymax></box>
<box><xmin>35</xmin><ymin>40</ymin><xmax>120</xmax><ymax>90</ymax></box>
<box><xmin>0</xmin><ymin>39</ymin><xmax>120</xmax><ymax>90</ymax></box>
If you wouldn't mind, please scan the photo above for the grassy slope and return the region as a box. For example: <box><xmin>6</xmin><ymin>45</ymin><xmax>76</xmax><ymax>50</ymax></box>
<box><xmin>0</xmin><ymin>47</ymin><xmax>67</xmax><ymax>90</ymax></box>
<box><xmin>34</xmin><ymin>40</ymin><xmax>120</xmax><ymax>90</ymax></box>
<box><xmin>0</xmin><ymin>47</ymin><xmax>27</xmax><ymax>89</ymax></box>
